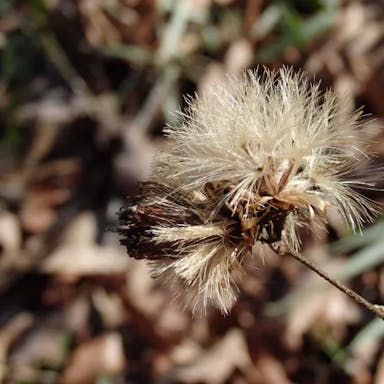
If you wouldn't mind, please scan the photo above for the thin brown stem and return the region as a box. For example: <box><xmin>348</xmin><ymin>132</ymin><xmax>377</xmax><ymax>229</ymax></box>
<box><xmin>284</xmin><ymin>249</ymin><xmax>384</xmax><ymax>321</ymax></box>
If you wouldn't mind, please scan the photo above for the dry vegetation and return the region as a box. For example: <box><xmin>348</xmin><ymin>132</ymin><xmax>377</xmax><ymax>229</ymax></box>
<box><xmin>0</xmin><ymin>0</ymin><xmax>384</xmax><ymax>383</ymax></box>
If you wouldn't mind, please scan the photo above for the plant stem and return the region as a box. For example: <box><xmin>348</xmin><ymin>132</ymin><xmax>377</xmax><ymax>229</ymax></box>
<box><xmin>285</xmin><ymin>250</ymin><xmax>384</xmax><ymax>321</ymax></box>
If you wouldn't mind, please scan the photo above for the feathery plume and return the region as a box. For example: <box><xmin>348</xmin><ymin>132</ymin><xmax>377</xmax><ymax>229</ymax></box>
<box><xmin>118</xmin><ymin>67</ymin><xmax>378</xmax><ymax>315</ymax></box>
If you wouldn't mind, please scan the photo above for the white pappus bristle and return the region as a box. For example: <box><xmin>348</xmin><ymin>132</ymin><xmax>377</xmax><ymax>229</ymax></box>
<box><xmin>119</xmin><ymin>67</ymin><xmax>379</xmax><ymax>314</ymax></box>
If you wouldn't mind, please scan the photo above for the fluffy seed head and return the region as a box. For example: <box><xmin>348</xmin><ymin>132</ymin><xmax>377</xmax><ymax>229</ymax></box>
<box><xmin>119</xmin><ymin>67</ymin><xmax>378</xmax><ymax>314</ymax></box>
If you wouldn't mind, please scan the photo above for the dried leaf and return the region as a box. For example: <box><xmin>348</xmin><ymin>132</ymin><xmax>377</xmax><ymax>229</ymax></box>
<box><xmin>170</xmin><ymin>329</ymin><xmax>252</xmax><ymax>384</ymax></box>
<box><xmin>61</xmin><ymin>333</ymin><xmax>125</xmax><ymax>384</ymax></box>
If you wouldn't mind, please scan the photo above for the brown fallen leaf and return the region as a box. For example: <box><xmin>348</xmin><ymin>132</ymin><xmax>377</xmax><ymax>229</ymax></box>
<box><xmin>125</xmin><ymin>261</ymin><xmax>164</xmax><ymax>317</ymax></box>
<box><xmin>257</xmin><ymin>354</ymin><xmax>293</xmax><ymax>384</ymax></box>
<box><xmin>375</xmin><ymin>352</ymin><xmax>384</xmax><ymax>384</ymax></box>
<box><xmin>91</xmin><ymin>289</ymin><xmax>126</xmax><ymax>328</ymax></box>
<box><xmin>19</xmin><ymin>158</ymin><xmax>80</xmax><ymax>233</ymax></box>
<box><xmin>169</xmin><ymin>328</ymin><xmax>252</xmax><ymax>384</ymax></box>
<box><xmin>0</xmin><ymin>211</ymin><xmax>21</xmax><ymax>267</ymax></box>
<box><xmin>21</xmin><ymin>187</ymin><xmax>71</xmax><ymax>233</ymax></box>
<box><xmin>41</xmin><ymin>213</ymin><xmax>131</xmax><ymax>275</ymax></box>
<box><xmin>61</xmin><ymin>332</ymin><xmax>125</xmax><ymax>384</ymax></box>
<box><xmin>8</xmin><ymin>297</ymin><xmax>89</xmax><ymax>379</ymax></box>
<box><xmin>41</xmin><ymin>243</ymin><xmax>131</xmax><ymax>276</ymax></box>
<box><xmin>0</xmin><ymin>313</ymin><xmax>34</xmax><ymax>372</ymax></box>
<box><xmin>283</xmin><ymin>250</ymin><xmax>360</xmax><ymax>349</ymax></box>
<box><xmin>78</xmin><ymin>0</ymin><xmax>156</xmax><ymax>48</ymax></box>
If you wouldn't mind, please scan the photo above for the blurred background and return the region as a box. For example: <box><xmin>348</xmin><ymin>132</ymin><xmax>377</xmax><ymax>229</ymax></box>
<box><xmin>1</xmin><ymin>0</ymin><xmax>384</xmax><ymax>383</ymax></box>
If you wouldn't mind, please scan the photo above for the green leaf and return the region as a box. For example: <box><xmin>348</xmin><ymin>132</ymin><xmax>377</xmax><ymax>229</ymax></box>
<box><xmin>348</xmin><ymin>317</ymin><xmax>384</xmax><ymax>353</ymax></box>
<box><xmin>102</xmin><ymin>45</ymin><xmax>154</xmax><ymax>66</ymax></box>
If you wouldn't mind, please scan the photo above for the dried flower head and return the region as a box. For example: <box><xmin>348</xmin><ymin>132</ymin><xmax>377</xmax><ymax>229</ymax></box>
<box><xmin>118</xmin><ymin>67</ymin><xmax>377</xmax><ymax>314</ymax></box>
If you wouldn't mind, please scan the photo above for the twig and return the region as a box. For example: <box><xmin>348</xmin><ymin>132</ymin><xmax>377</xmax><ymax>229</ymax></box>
<box><xmin>284</xmin><ymin>248</ymin><xmax>384</xmax><ymax>321</ymax></box>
